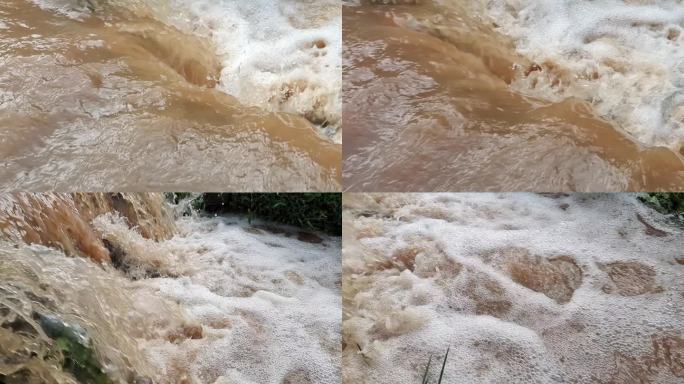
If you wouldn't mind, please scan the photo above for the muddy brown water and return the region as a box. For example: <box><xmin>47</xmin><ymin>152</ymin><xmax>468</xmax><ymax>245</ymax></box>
<box><xmin>343</xmin><ymin>1</ymin><xmax>684</xmax><ymax>192</ymax></box>
<box><xmin>0</xmin><ymin>0</ymin><xmax>341</xmax><ymax>191</ymax></box>
<box><xmin>0</xmin><ymin>193</ymin><xmax>177</xmax><ymax>383</ymax></box>
<box><xmin>0</xmin><ymin>193</ymin><xmax>343</xmax><ymax>383</ymax></box>
<box><xmin>0</xmin><ymin>193</ymin><xmax>174</xmax><ymax>261</ymax></box>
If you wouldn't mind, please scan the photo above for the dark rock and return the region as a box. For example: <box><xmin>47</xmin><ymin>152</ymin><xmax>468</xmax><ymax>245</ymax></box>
<box><xmin>297</xmin><ymin>232</ymin><xmax>323</xmax><ymax>244</ymax></box>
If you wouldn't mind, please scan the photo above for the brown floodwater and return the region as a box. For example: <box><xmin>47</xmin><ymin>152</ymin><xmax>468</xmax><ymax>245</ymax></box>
<box><xmin>0</xmin><ymin>0</ymin><xmax>341</xmax><ymax>191</ymax></box>
<box><xmin>0</xmin><ymin>193</ymin><xmax>342</xmax><ymax>383</ymax></box>
<box><xmin>343</xmin><ymin>1</ymin><xmax>684</xmax><ymax>192</ymax></box>
<box><xmin>0</xmin><ymin>193</ymin><xmax>177</xmax><ymax>383</ymax></box>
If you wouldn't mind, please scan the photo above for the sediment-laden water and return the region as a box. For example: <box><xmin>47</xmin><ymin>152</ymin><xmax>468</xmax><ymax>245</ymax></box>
<box><xmin>343</xmin><ymin>0</ymin><xmax>684</xmax><ymax>191</ymax></box>
<box><xmin>342</xmin><ymin>193</ymin><xmax>683</xmax><ymax>383</ymax></box>
<box><xmin>0</xmin><ymin>0</ymin><xmax>341</xmax><ymax>191</ymax></box>
<box><xmin>0</xmin><ymin>193</ymin><xmax>341</xmax><ymax>383</ymax></box>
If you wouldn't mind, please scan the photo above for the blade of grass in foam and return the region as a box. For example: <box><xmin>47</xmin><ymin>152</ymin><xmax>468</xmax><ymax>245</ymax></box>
<box><xmin>421</xmin><ymin>355</ymin><xmax>432</xmax><ymax>384</ymax></box>
<box><xmin>437</xmin><ymin>347</ymin><xmax>449</xmax><ymax>384</ymax></box>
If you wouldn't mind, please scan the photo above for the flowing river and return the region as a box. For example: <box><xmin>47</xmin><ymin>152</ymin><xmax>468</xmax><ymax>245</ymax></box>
<box><xmin>0</xmin><ymin>0</ymin><xmax>341</xmax><ymax>191</ymax></box>
<box><xmin>343</xmin><ymin>0</ymin><xmax>684</xmax><ymax>191</ymax></box>
<box><xmin>0</xmin><ymin>193</ymin><xmax>341</xmax><ymax>383</ymax></box>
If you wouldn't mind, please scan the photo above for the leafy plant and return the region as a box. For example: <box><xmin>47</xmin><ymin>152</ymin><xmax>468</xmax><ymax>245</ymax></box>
<box><xmin>638</xmin><ymin>193</ymin><xmax>684</xmax><ymax>214</ymax></box>
<box><xmin>55</xmin><ymin>336</ymin><xmax>112</xmax><ymax>384</ymax></box>
<box><xmin>638</xmin><ymin>193</ymin><xmax>684</xmax><ymax>227</ymax></box>
<box><xmin>183</xmin><ymin>193</ymin><xmax>342</xmax><ymax>235</ymax></box>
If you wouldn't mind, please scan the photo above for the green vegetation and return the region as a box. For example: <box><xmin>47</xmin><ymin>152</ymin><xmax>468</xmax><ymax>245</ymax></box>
<box><xmin>165</xmin><ymin>193</ymin><xmax>342</xmax><ymax>235</ymax></box>
<box><xmin>638</xmin><ymin>193</ymin><xmax>684</xmax><ymax>227</ymax></box>
<box><xmin>422</xmin><ymin>347</ymin><xmax>449</xmax><ymax>384</ymax></box>
<box><xmin>37</xmin><ymin>314</ymin><xmax>112</xmax><ymax>384</ymax></box>
<box><xmin>54</xmin><ymin>336</ymin><xmax>111</xmax><ymax>384</ymax></box>
<box><xmin>638</xmin><ymin>193</ymin><xmax>684</xmax><ymax>215</ymax></box>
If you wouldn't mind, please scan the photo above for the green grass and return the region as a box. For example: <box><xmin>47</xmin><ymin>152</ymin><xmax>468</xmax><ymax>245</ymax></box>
<box><xmin>422</xmin><ymin>347</ymin><xmax>449</xmax><ymax>384</ymax></box>
<box><xmin>421</xmin><ymin>355</ymin><xmax>432</xmax><ymax>384</ymax></box>
<box><xmin>638</xmin><ymin>193</ymin><xmax>684</xmax><ymax>214</ymax></box>
<box><xmin>165</xmin><ymin>193</ymin><xmax>342</xmax><ymax>235</ymax></box>
<box><xmin>638</xmin><ymin>193</ymin><xmax>684</xmax><ymax>227</ymax></box>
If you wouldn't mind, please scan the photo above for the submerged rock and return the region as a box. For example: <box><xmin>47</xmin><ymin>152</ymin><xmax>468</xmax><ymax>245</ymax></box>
<box><xmin>34</xmin><ymin>313</ymin><xmax>113</xmax><ymax>384</ymax></box>
<box><xmin>35</xmin><ymin>313</ymin><xmax>89</xmax><ymax>346</ymax></box>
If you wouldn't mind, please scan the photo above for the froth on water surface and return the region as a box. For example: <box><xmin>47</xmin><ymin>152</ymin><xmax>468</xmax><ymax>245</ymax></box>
<box><xmin>342</xmin><ymin>193</ymin><xmax>684</xmax><ymax>383</ymax></box>
<box><xmin>0</xmin><ymin>193</ymin><xmax>341</xmax><ymax>383</ymax></box>
<box><xmin>0</xmin><ymin>0</ymin><xmax>341</xmax><ymax>191</ymax></box>
<box><xmin>343</xmin><ymin>0</ymin><xmax>684</xmax><ymax>191</ymax></box>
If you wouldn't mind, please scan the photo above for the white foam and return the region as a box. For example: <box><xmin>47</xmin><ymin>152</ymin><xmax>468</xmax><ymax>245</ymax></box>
<box><xmin>343</xmin><ymin>193</ymin><xmax>684</xmax><ymax>383</ymax></box>
<box><xmin>128</xmin><ymin>214</ymin><xmax>341</xmax><ymax>383</ymax></box>
<box><xmin>27</xmin><ymin>0</ymin><xmax>90</xmax><ymax>17</ymax></box>
<box><xmin>478</xmin><ymin>0</ymin><xmax>684</xmax><ymax>149</ymax></box>
<box><xmin>156</xmin><ymin>0</ymin><xmax>342</xmax><ymax>140</ymax></box>
<box><xmin>0</xmin><ymin>207</ymin><xmax>341</xmax><ymax>383</ymax></box>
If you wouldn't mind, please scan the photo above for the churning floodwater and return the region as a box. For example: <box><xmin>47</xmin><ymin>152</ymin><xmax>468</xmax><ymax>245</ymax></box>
<box><xmin>0</xmin><ymin>194</ymin><xmax>341</xmax><ymax>383</ymax></box>
<box><xmin>0</xmin><ymin>0</ymin><xmax>341</xmax><ymax>191</ymax></box>
<box><xmin>342</xmin><ymin>193</ymin><xmax>684</xmax><ymax>383</ymax></box>
<box><xmin>343</xmin><ymin>0</ymin><xmax>684</xmax><ymax>191</ymax></box>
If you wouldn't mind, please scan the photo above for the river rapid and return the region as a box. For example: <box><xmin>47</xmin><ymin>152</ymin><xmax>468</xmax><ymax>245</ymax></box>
<box><xmin>0</xmin><ymin>193</ymin><xmax>341</xmax><ymax>383</ymax></box>
<box><xmin>343</xmin><ymin>0</ymin><xmax>684</xmax><ymax>191</ymax></box>
<box><xmin>0</xmin><ymin>0</ymin><xmax>341</xmax><ymax>191</ymax></box>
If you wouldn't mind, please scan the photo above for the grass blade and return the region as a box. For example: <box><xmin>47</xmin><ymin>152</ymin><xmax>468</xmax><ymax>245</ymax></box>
<box><xmin>421</xmin><ymin>355</ymin><xmax>432</xmax><ymax>384</ymax></box>
<box><xmin>437</xmin><ymin>347</ymin><xmax>450</xmax><ymax>384</ymax></box>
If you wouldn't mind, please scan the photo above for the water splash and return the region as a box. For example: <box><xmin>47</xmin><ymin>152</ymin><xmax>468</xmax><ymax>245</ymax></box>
<box><xmin>0</xmin><ymin>194</ymin><xmax>341</xmax><ymax>383</ymax></box>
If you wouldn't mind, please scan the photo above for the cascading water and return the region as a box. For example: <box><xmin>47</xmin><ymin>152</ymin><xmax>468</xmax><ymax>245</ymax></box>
<box><xmin>0</xmin><ymin>193</ymin><xmax>341</xmax><ymax>383</ymax></box>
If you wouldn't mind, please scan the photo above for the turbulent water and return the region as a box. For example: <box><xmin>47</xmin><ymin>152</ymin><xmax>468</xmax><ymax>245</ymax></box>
<box><xmin>0</xmin><ymin>0</ymin><xmax>341</xmax><ymax>191</ymax></box>
<box><xmin>0</xmin><ymin>193</ymin><xmax>341</xmax><ymax>383</ymax></box>
<box><xmin>343</xmin><ymin>0</ymin><xmax>684</xmax><ymax>191</ymax></box>
<box><xmin>342</xmin><ymin>193</ymin><xmax>684</xmax><ymax>383</ymax></box>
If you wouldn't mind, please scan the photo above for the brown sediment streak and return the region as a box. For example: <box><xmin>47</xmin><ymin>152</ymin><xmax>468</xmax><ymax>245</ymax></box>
<box><xmin>113</xmin><ymin>20</ymin><xmax>223</xmax><ymax>88</ymax></box>
<box><xmin>600</xmin><ymin>261</ymin><xmax>664</xmax><ymax>296</ymax></box>
<box><xmin>506</xmin><ymin>253</ymin><xmax>582</xmax><ymax>304</ymax></box>
<box><xmin>636</xmin><ymin>213</ymin><xmax>670</xmax><ymax>237</ymax></box>
<box><xmin>156</xmin><ymin>87</ymin><xmax>342</xmax><ymax>179</ymax></box>
<box><xmin>608</xmin><ymin>335</ymin><xmax>684</xmax><ymax>382</ymax></box>
<box><xmin>343</xmin><ymin>2</ymin><xmax>684</xmax><ymax>191</ymax></box>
